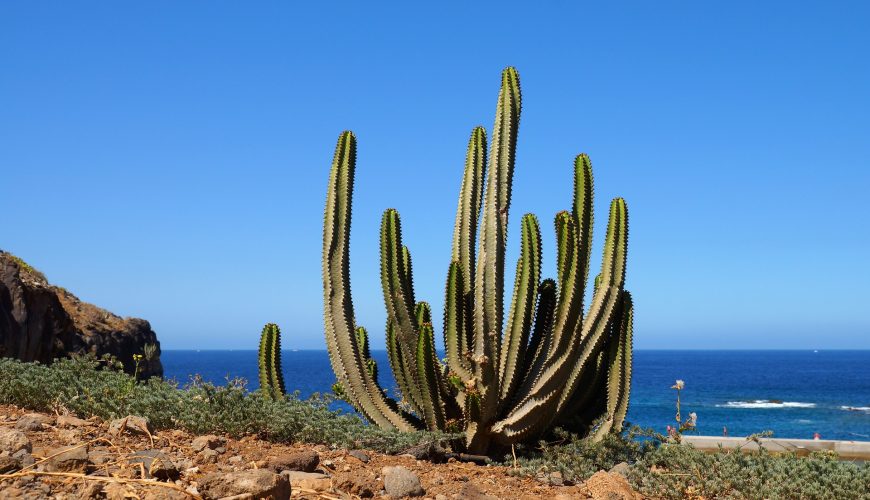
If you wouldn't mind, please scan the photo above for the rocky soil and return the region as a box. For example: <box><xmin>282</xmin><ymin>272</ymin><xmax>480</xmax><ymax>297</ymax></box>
<box><xmin>0</xmin><ymin>405</ymin><xmax>642</xmax><ymax>499</ymax></box>
<box><xmin>0</xmin><ymin>252</ymin><xmax>162</xmax><ymax>378</ymax></box>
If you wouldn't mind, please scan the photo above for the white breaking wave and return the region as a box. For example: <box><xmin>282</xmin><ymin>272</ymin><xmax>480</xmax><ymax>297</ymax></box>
<box><xmin>840</xmin><ymin>406</ymin><xmax>870</xmax><ymax>412</ymax></box>
<box><xmin>717</xmin><ymin>400</ymin><xmax>816</xmax><ymax>409</ymax></box>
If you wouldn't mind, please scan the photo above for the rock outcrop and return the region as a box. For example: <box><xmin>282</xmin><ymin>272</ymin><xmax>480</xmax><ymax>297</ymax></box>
<box><xmin>0</xmin><ymin>251</ymin><xmax>162</xmax><ymax>378</ymax></box>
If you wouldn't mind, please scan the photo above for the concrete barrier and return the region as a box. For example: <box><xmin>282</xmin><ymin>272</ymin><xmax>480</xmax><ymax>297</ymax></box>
<box><xmin>681</xmin><ymin>435</ymin><xmax>870</xmax><ymax>460</ymax></box>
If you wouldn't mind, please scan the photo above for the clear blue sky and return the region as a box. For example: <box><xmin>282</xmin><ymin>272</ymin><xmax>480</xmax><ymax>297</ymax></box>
<box><xmin>2</xmin><ymin>2</ymin><xmax>868</xmax><ymax>349</ymax></box>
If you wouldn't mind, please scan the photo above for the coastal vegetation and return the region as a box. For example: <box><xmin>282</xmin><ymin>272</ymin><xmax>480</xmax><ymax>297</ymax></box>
<box><xmin>322</xmin><ymin>67</ymin><xmax>633</xmax><ymax>454</ymax></box>
<box><xmin>1</xmin><ymin>356</ymin><xmax>867</xmax><ymax>498</ymax></box>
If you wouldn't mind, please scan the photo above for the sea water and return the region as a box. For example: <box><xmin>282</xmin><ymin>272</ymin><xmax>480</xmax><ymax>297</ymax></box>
<box><xmin>161</xmin><ymin>349</ymin><xmax>870</xmax><ymax>441</ymax></box>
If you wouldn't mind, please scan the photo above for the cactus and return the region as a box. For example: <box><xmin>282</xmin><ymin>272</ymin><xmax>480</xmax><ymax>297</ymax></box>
<box><xmin>321</xmin><ymin>67</ymin><xmax>633</xmax><ymax>453</ymax></box>
<box><xmin>258</xmin><ymin>323</ymin><xmax>286</xmax><ymax>400</ymax></box>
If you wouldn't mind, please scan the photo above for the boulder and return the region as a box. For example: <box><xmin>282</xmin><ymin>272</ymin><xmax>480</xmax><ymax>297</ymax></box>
<box><xmin>15</xmin><ymin>413</ymin><xmax>52</xmax><ymax>431</ymax></box>
<box><xmin>196</xmin><ymin>449</ymin><xmax>220</xmax><ymax>464</ymax></box>
<box><xmin>108</xmin><ymin>415</ymin><xmax>152</xmax><ymax>436</ymax></box>
<box><xmin>0</xmin><ymin>428</ymin><xmax>31</xmax><ymax>454</ymax></box>
<box><xmin>44</xmin><ymin>445</ymin><xmax>90</xmax><ymax>473</ymax></box>
<box><xmin>199</xmin><ymin>469</ymin><xmax>290</xmax><ymax>500</ymax></box>
<box><xmin>268</xmin><ymin>449</ymin><xmax>319</xmax><ymax>472</ymax></box>
<box><xmin>382</xmin><ymin>466</ymin><xmax>424</xmax><ymax>498</ymax></box>
<box><xmin>191</xmin><ymin>435</ymin><xmax>226</xmax><ymax>453</ymax></box>
<box><xmin>347</xmin><ymin>449</ymin><xmax>371</xmax><ymax>463</ymax></box>
<box><xmin>128</xmin><ymin>449</ymin><xmax>179</xmax><ymax>480</ymax></box>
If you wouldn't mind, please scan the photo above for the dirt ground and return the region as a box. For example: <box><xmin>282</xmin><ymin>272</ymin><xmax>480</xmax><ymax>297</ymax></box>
<box><xmin>0</xmin><ymin>404</ymin><xmax>641</xmax><ymax>499</ymax></box>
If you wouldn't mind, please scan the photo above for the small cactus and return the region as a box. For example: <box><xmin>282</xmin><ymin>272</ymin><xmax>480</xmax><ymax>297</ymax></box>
<box><xmin>258</xmin><ymin>323</ymin><xmax>286</xmax><ymax>400</ymax></box>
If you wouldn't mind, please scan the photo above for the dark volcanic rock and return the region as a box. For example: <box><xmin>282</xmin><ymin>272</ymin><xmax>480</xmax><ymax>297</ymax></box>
<box><xmin>0</xmin><ymin>251</ymin><xmax>162</xmax><ymax>378</ymax></box>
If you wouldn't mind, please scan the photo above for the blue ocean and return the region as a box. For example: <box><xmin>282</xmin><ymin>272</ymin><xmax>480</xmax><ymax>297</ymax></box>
<box><xmin>162</xmin><ymin>350</ymin><xmax>870</xmax><ymax>441</ymax></box>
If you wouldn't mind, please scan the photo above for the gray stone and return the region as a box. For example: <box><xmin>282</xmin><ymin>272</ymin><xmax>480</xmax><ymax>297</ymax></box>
<box><xmin>268</xmin><ymin>449</ymin><xmax>319</xmax><ymax>472</ymax></box>
<box><xmin>45</xmin><ymin>445</ymin><xmax>90</xmax><ymax>472</ymax></box>
<box><xmin>348</xmin><ymin>449</ymin><xmax>371</xmax><ymax>463</ymax></box>
<box><xmin>129</xmin><ymin>449</ymin><xmax>179</xmax><ymax>480</ymax></box>
<box><xmin>199</xmin><ymin>469</ymin><xmax>290</xmax><ymax>500</ymax></box>
<box><xmin>401</xmin><ymin>442</ymin><xmax>447</xmax><ymax>462</ymax></box>
<box><xmin>0</xmin><ymin>428</ymin><xmax>31</xmax><ymax>454</ymax></box>
<box><xmin>196</xmin><ymin>448</ymin><xmax>220</xmax><ymax>464</ymax></box>
<box><xmin>108</xmin><ymin>415</ymin><xmax>152</xmax><ymax>436</ymax></box>
<box><xmin>12</xmin><ymin>449</ymin><xmax>35</xmax><ymax>468</ymax></box>
<box><xmin>382</xmin><ymin>466</ymin><xmax>424</xmax><ymax>498</ymax></box>
<box><xmin>15</xmin><ymin>413</ymin><xmax>51</xmax><ymax>431</ymax></box>
<box><xmin>0</xmin><ymin>455</ymin><xmax>22</xmax><ymax>473</ymax></box>
<box><xmin>191</xmin><ymin>435</ymin><xmax>226</xmax><ymax>452</ymax></box>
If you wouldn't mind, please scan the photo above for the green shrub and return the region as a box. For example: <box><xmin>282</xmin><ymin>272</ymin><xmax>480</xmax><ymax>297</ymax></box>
<box><xmin>0</xmin><ymin>357</ymin><xmax>453</xmax><ymax>453</ymax></box>
<box><xmin>511</xmin><ymin>426</ymin><xmax>869</xmax><ymax>499</ymax></box>
<box><xmin>629</xmin><ymin>443</ymin><xmax>870</xmax><ymax>499</ymax></box>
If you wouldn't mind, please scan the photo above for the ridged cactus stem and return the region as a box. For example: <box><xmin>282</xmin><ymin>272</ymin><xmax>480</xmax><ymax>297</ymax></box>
<box><xmin>258</xmin><ymin>323</ymin><xmax>285</xmax><ymax>400</ymax></box>
<box><xmin>470</xmin><ymin>67</ymin><xmax>522</xmax><ymax>446</ymax></box>
<box><xmin>588</xmin><ymin>291</ymin><xmax>633</xmax><ymax>441</ymax></box>
<box><xmin>444</xmin><ymin>262</ymin><xmax>473</xmax><ymax>382</ymax></box>
<box><xmin>380</xmin><ymin>209</ymin><xmax>429</xmax><ymax>415</ymax></box>
<box><xmin>416</xmin><ymin>322</ymin><xmax>446</xmax><ymax>430</ymax></box>
<box><xmin>498</xmin><ymin>213</ymin><xmax>541</xmax><ymax>404</ymax></box>
<box><xmin>322</xmin><ymin>131</ymin><xmax>417</xmax><ymax>431</ymax></box>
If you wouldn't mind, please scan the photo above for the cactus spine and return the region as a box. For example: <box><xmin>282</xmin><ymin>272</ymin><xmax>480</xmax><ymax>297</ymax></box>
<box><xmin>258</xmin><ymin>323</ymin><xmax>286</xmax><ymax>400</ymax></box>
<box><xmin>321</xmin><ymin>68</ymin><xmax>634</xmax><ymax>453</ymax></box>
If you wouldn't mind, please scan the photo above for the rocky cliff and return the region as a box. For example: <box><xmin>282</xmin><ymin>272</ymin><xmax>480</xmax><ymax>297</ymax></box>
<box><xmin>0</xmin><ymin>251</ymin><xmax>162</xmax><ymax>378</ymax></box>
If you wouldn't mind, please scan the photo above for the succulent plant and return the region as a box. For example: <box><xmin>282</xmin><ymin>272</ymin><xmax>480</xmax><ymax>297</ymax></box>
<box><xmin>322</xmin><ymin>67</ymin><xmax>633</xmax><ymax>453</ymax></box>
<box><xmin>258</xmin><ymin>323</ymin><xmax>286</xmax><ymax>400</ymax></box>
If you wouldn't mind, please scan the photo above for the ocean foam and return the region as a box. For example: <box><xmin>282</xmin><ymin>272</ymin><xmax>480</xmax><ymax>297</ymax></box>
<box><xmin>840</xmin><ymin>406</ymin><xmax>870</xmax><ymax>412</ymax></box>
<box><xmin>717</xmin><ymin>400</ymin><xmax>816</xmax><ymax>409</ymax></box>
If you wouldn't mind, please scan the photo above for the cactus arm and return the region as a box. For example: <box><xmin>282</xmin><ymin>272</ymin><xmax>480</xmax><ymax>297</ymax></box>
<box><xmin>386</xmin><ymin>320</ymin><xmax>415</xmax><ymax>410</ymax></box>
<box><xmin>380</xmin><ymin>210</ymin><xmax>419</xmax><ymax>354</ymax></box>
<box><xmin>548</xmin><ymin>211</ymin><xmax>584</xmax><ymax>358</ymax></box>
<box><xmin>452</xmin><ymin>127</ymin><xmax>488</xmax><ymax>288</ymax></box>
<box><xmin>322</xmin><ymin>131</ymin><xmax>417</xmax><ymax>430</ymax></box>
<box><xmin>587</xmin><ymin>291</ymin><xmax>633</xmax><ymax>441</ymax></box>
<box><xmin>573</xmin><ymin>154</ymin><xmax>595</xmax><ymax>319</ymax></box>
<box><xmin>258</xmin><ymin>323</ymin><xmax>275</xmax><ymax>399</ymax></box>
<box><xmin>402</xmin><ymin>245</ymin><xmax>416</xmax><ymax>307</ymax></box>
<box><xmin>472</xmin><ymin>67</ymin><xmax>522</xmax><ymax>435</ymax></box>
<box><xmin>518</xmin><ymin>278</ymin><xmax>556</xmax><ymax>387</ymax></box>
<box><xmin>444</xmin><ymin>261</ymin><xmax>473</xmax><ymax>382</ymax></box>
<box><xmin>355</xmin><ymin>326</ymin><xmax>378</xmax><ymax>382</ymax></box>
<box><xmin>416</xmin><ymin>322</ymin><xmax>447</xmax><ymax>430</ymax></box>
<box><xmin>379</xmin><ymin>209</ymin><xmax>430</xmax><ymax>412</ymax></box>
<box><xmin>498</xmin><ymin>213</ymin><xmax>541</xmax><ymax>404</ymax></box>
<box><xmin>610</xmin><ymin>292</ymin><xmax>634</xmax><ymax>434</ymax></box>
<box><xmin>268</xmin><ymin>324</ymin><xmax>286</xmax><ymax>399</ymax></box>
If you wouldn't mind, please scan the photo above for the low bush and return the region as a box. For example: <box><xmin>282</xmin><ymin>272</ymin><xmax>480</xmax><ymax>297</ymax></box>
<box><xmin>512</xmin><ymin>427</ymin><xmax>870</xmax><ymax>499</ymax></box>
<box><xmin>0</xmin><ymin>357</ymin><xmax>451</xmax><ymax>453</ymax></box>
